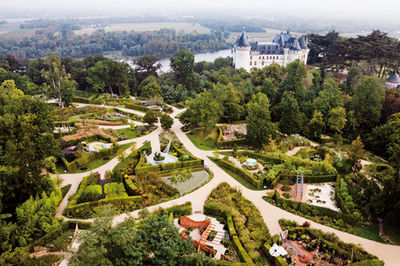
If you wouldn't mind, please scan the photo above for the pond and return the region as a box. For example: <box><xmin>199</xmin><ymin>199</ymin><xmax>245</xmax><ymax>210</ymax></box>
<box><xmin>162</xmin><ymin>170</ymin><xmax>210</xmax><ymax>194</ymax></box>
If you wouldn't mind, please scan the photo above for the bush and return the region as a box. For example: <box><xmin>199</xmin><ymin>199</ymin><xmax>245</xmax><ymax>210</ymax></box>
<box><xmin>281</xmin><ymin>185</ymin><xmax>291</xmax><ymax>192</ymax></box>
<box><xmin>104</xmin><ymin>183</ymin><xmax>127</xmax><ymax>198</ymax></box>
<box><xmin>124</xmin><ymin>178</ymin><xmax>139</xmax><ymax>196</ymax></box>
<box><xmin>153</xmin><ymin>202</ymin><xmax>192</xmax><ymax>218</ymax></box>
<box><xmin>77</xmin><ymin>185</ymin><xmax>102</xmax><ymax>204</ymax></box>
<box><xmin>232</xmin><ymin>235</ymin><xmax>253</xmax><ymax>264</ymax></box>
<box><xmin>64</xmin><ymin>195</ymin><xmax>143</xmax><ymax>219</ymax></box>
<box><xmin>282</xmin><ymin>192</ymin><xmax>290</xmax><ymax>199</ymax></box>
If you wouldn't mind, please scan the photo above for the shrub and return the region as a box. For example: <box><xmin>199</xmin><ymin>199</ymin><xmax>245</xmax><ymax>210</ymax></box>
<box><xmin>281</xmin><ymin>185</ymin><xmax>291</xmax><ymax>192</ymax></box>
<box><xmin>104</xmin><ymin>183</ymin><xmax>127</xmax><ymax>198</ymax></box>
<box><xmin>282</xmin><ymin>192</ymin><xmax>290</xmax><ymax>199</ymax></box>
<box><xmin>77</xmin><ymin>185</ymin><xmax>102</xmax><ymax>204</ymax></box>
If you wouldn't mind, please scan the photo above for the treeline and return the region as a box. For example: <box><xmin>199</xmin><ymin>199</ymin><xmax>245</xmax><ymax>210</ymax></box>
<box><xmin>307</xmin><ymin>30</ymin><xmax>400</xmax><ymax>75</ymax></box>
<box><xmin>199</xmin><ymin>20</ymin><xmax>265</xmax><ymax>32</ymax></box>
<box><xmin>0</xmin><ymin>28</ymin><xmax>228</xmax><ymax>59</ymax></box>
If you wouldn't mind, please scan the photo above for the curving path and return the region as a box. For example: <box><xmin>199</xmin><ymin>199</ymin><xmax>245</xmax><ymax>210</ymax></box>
<box><xmin>56</xmin><ymin>104</ymin><xmax>400</xmax><ymax>265</ymax></box>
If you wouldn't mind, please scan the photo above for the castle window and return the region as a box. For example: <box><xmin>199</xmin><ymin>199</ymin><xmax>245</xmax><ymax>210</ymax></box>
<box><xmin>250</xmin><ymin>61</ymin><xmax>252</xmax><ymax>65</ymax></box>
<box><xmin>259</xmin><ymin>56</ymin><xmax>261</xmax><ymax>59</ymax></box>
<box><xmin>250</xmin><ymin>56</ymin><xmax>252</xmax><ymax>59</ymax></box>
<box><xmin>262</xmin><ymin>61</ymin><xmax>264</xmax><ymax>66</ymax></box>
<box><xmin>254</xmin><ymin>61</ymin><xmax>257</xmax><ymax>66</ymax></box>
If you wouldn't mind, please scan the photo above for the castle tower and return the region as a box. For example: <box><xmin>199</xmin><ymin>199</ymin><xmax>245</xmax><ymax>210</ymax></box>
<box><xmin>233</xmin><ymin>31</ymin><xmax>251</xmax><ymax>71</ymax></box>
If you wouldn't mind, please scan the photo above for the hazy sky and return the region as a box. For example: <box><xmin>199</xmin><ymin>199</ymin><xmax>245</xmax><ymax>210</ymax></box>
<box><xmin>1</xmin><ymin>0</ymin><xmax>400</xmax><ymax>25</ymax></box>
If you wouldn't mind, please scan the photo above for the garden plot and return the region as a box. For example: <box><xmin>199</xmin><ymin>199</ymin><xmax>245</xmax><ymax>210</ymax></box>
<box><xmin>306</xmin><ymin>182</ymin><xmax>339</xmax><ymax>211</ymax></box>
<box><xmin>162</xmin><ymin>170</ymin><xmax>210</xmax><ymax>194</ymax></box>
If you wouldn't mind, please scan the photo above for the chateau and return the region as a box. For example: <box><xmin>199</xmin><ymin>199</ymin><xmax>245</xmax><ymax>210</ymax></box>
<box><xmin>232</xmin><ymin>30</ymin><xmax>310</xmax><ymax>71</ymax></box>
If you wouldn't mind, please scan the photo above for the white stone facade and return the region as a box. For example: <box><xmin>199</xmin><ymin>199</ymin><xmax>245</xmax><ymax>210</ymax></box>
<box><xmin>232</xmin><ymin>31</ymin><xmax>309</xmax><ymax>71</ymax></box>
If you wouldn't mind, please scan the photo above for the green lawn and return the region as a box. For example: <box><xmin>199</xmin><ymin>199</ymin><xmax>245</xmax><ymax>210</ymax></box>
<box><xmin>353</xmin><ymin>224</ymin><xmax>385</xmax><ymax>243</ymax></box>
<box><xmin>56</xmin><ymin>143</ymin><xmax>132</xmax><ymax>174</ymax></box>
<box><xmin>209</xmin><ymin>157</ymin><xmax>264</xmax><ymax>190</ymax></box>
<box><xmin>186</xmin><ymin>129</ymin><xmax>217</xmax><ymax>151</ymax></box>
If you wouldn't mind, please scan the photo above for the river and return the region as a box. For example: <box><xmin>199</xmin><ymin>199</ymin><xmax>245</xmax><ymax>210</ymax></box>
<box><xmin>110</xmin><ymin>49</ymin><xmax>232</xmax><ymax>73</ymax></box>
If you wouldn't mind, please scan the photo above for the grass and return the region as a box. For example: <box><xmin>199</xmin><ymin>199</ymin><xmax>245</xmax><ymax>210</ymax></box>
<box><xmin>61</xmin><ymin>184</ymin><xmax>72</xmax><ymax>198</ymax></box>
<box><xmin>353</xmin><ymin>224</ymin><xmax>385</xmax><ymax>243</ymax></box>
<box><xmin>186</xmin><ymin>128</ymin><xmax>217</xmax><ymax>151</ymax></box>
<box><xmin>209</xmin><ymin>157</ymin><xmax>263</xmax><ymax>190</ymax></box>
<box><xmin>56</xmin><ymin>143</ymin><xmax>132</xmax><ymax>174</ymax></box>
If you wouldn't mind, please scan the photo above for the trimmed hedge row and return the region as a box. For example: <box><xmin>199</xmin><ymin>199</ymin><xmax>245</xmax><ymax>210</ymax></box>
<box><xmin>123</xmin><ymin>178</ymin><xmax>139</xmax><ymax>196</ymax></box>
<box><xmin>156</xmin><ymin>202</ymin><xmax>192</xmax><ymax>218</ymax></box>
<box><xmin>335</xmin><ymin>175</ymin><xmax>351</xmax><ymax>215</ymax></box>
<box><xmin>135</xmin><ymin>149</ymin><xmax>204</xmax><ymax>176</ymax></box>
<box><xmin>68</xmin><ymin>175</ymin><xmax>98</xmax><ymax>206</ymax></box>
<box><xmin>216</xmin><ymin>126</ymin><xmax>246</xmax><ymax>148</ymax></box>
<box><xmin>348</xmin><ymin>260</ymin><xmax>384</xmax><ymax>266</ymax></box>
<box><xmin>227</xmin><ymin>216</ymin><xmax>236</xmax><ymax>235</ymax></box>
<box><xmin>72</xmin><ymin>96</ymin><xmax>90</xmax><ymax>103</ymax></box>
<box><xmin>125</xmin><ymin>103</ymin><xmax>150</xmax><ymax>112</ymax></box>
<box><xmin>60</xmin><ymin>142</ymin><xmax>119</xmax><ymax>172</ymax></box>
<box><xmin>232</xmin><ymin>235</ymin><xmax>253</xmax><ymax>264</ymax></box>
<box><xmin>217</xmin><ymin>158</ymin><xmax>261</xmax><ymax>188</ymax></box>
<box><xmin>263</xmin><ymin>244</ymin><xmax>289</xmax><ymax>266</ymax></box>
<box><xmin>271</xmin><ymin>190</ymin><xmax>358</xmax><ymax>225</ymax></box>
<box><xmin>61</xmin><ymin>133</ymin><xmax>115</xmax><ymax>148</ymax></box>
<box><xmin>238</xmin><ymin>151</ymin><xmax>284</xmax><ymax>165</ymax></box>
<box><xmin>278</xmin><ymin>172</ymin><xmax>337</xmax><ymax>184</ymax></box>
<box><xmin>225</xmin><ymin>215</ymin><xmax>253</xmax><ymax>264</ymax></box>
<box><xmin>64</xmin><ymin>195</ymin><xmax>143</xmax><ymax>219</ymax></box>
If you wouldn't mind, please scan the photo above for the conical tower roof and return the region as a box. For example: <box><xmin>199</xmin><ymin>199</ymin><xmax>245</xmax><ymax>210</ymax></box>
<box><xmin>236</xmin><ymin>31</ymin><xmax>250</xmax><ymax>47</ymax></box>
<box><xmin>387</xmin><ymin>73</ymin><xmax>400</xmax><ymax>83</ymax></box>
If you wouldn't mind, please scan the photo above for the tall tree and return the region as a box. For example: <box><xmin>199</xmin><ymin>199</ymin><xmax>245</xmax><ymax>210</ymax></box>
<box><xmin>87</xmin><ymin>59</ymin><xmax>132</xmax><ymax>96</ymax></box>
<box><xmin>279</xmin><ymin>91</ymin><xmax>302</xmax><ymax>135</ymax></box>
<box><xmin>160</xmin><ymin>114</ymin><xmax>173</xmax><ymax>131</ymax></box>
<box><xmin>328</xmin><ymin>107</ymin><xmax>347</xmax><ymax>135</ymax></box>
<box><xmin>0</xmin><ymin>80</ymin><xmax>59</xmax><ymax>208</ymax></box>
<box><xmin>170</xmin><ymin>50</ymin><xmax>200</xmax><ymax>93</ymax></box>
<box><xmin>347</xmin><ymin>136</ymin><xmax>365</xmax><ymax>171</ymax></box>
<box><xmin>308</xmin><ymin>111</ymin><xmax>325</xmax><ymax>140</ymax></box>
<box><xmin>181</xmin><ymin>90</ymin><xmax>222</xmax><ymax>130</ymax></box>
<box><xmin>278</xmin><ymin>59</ymin><xmax>307</xmax><ymax>102</ymax></box>
<box><xmin>351</xmin><ymin>77</ymin><xmax>385</xmax><ymax>134</ymax></box>
<box><xmin>134</xmin><ymin>55</ymin><xmax>161</xmax><ymax>83</ymax></box>
<box><xmin>139</xmin><ymin>75</ymin><xmax>162</xmax><ymax>99</ymax></box>
<box><xmin>42</xmin><ymin>53</ymin><xmax>76</xmax><ymax>107</ymax></box>
<box><xmin>246</xmin><ymin>93</ymin><xmax>275</xmax><ymax>148</ymax></box>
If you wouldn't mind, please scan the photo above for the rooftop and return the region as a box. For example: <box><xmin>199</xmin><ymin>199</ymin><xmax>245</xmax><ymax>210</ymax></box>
<box><xmin>387</xmin><ymin>73</ymin><xmax>400</xmax><ymax>83</ymax></box>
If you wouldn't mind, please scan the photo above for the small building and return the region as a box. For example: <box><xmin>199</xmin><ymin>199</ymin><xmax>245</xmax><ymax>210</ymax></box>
<box><xmin>385</xmin><ymin>73</ymin><xmax>400</xmax><ymax>89</ymax></box>
<box><xmin>246</xmin><ymin>158</ymin><xmax>257</xmax><ymax>167</ymax></box>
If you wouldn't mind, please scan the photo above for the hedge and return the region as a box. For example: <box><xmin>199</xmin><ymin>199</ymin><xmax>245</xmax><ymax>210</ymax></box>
<box><xmin>135</xmin><ymin>151</ymin><xmax>203</xmax><ymax>176</ymax></box>
<box><xmin>335</xmin><ymin>175</ymin><xmax>351</xmax><ymax>215</ymax></box>
<box><xmin>123</xmin><ymin>178</ymin><xmax>139</xmax><ymax>196</ymax></box>
<box><xmin>60</xmin><ymin>141</ymin><xmax>119</xmax><ymax>172</ymax></box>
<box><xmin>290</xmin><ymin>227</ymin><xmax>377</xmax><ymax>262</ymax></box>
<box><xmin>64</xmin><ymin>195</ymin><xmax>143</xmax><ymax>219</ymax></box>
<box><xmin>64</xmin><ymin>220</ymin><xmax>92</xmax><ymax>229</ymax></box>
<box><xmin>272</xmin><ymin>190</ymin><xmax>358</xmax><ymax>225</ymax></box>
<box><xmin>238</xmin><ymin>151</ymin><xmax>285</xmax><ymax>164</ymax></box>
<box><xmin>216</xmin><ymin>126</ymin><xmax>246</xmax><ymax>148</ymax></box>
<box><xmin>263</xmin><ymin>244</ymin><xmax>289</xmax><ymax>266</ymax></box>
<box><xmin>227</xmin><ymin>216</ymin><xmax>237</xmax><ymax>235</ymax></box>
<box><xmin>154</xmin><ymin>202</ymin><xmax>192</xmax><ymax>218</ymax></box>
<box><xmin>68</xmin><ymin>175</ymin><xmax>97</xmax><ymax>206</ymax></box>
<box><xmin>232</xmin><ymin>235</ymin><xmax>253</xmax><ymax>264</ymax></box>
<box><xmin>217</xmin><ymin>158</ymin><xmax>261</xmax><ymax>188</ymax></box>
<box><xmin>61</xmin><ymin>133</ymin><xmax>116</xmax><ymax>148</ymax></box>
<box><xmin>76</xmin><ymin>185</ymin><xmax>102</xmax><ymax>204</ymax></box>
<box><xmin>72</xmin><ymin>97</ymin><xmax>90</xmax><ymax>103</ymax></box>
<box><xmin>278</xmin><ymin>172</ymin><xmax>337</xmax><ymax>184</ymax></box>
<box><xmin>125</xmin><ymin>103</ymin><xmax>150</xmax><ymax>112</ymax></box>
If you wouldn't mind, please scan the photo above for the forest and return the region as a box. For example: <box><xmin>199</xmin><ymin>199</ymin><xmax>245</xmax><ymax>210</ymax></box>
<box><xmin>0</xmin><ymin>27</ymin><xmax>228</xmax><ymax>59</ymax></box>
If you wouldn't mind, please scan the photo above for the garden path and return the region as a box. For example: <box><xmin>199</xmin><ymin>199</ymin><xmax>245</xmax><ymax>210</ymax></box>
<box><xmin>55</xmin><ymin>103</ymin><xmax>400</xmax><ymax>265</ymax></box>
<box><xmin>73</xmin><ymin>103</ymin><xmax>146</xmax><ymax>117</ymax></box>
